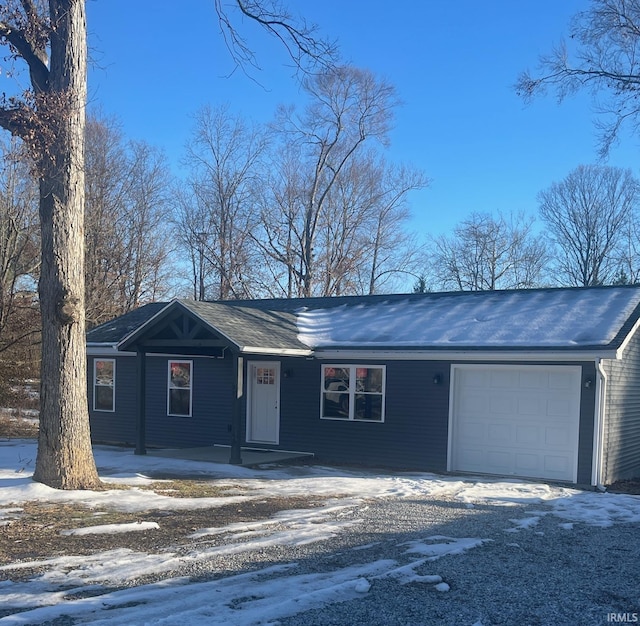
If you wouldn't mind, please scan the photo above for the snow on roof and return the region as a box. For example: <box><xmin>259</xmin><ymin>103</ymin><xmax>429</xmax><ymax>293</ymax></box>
<box><xmin>295</xmin><ymin>287</ymin><xmax>640</xmax><ymax>349</ymax></box>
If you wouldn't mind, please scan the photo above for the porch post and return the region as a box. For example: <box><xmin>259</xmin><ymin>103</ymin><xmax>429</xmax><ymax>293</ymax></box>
<box><xmin>229</xmin><ymin>354</ymin><xmax>243</xmax><ymax>465</ymax></box>
<box><xmin>135</xmin><ymin>348</ymin><xmax>147</xmax><ymax>455</ymax></box>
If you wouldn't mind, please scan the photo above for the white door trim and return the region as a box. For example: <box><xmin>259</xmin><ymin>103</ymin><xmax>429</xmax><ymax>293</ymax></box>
<box><xmin>246</xmin><ymin>361</ymin><xmax>281</xmax><ymax>445</ymax></box>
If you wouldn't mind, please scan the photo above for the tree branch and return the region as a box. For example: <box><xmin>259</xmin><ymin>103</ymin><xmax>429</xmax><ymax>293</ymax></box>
<box><xmin>0</xmin><ymin>18</ymin><xmax>49</xmax><ymax>93</ymax></box>
<box><xmin>214</xmin><ymin>0</ymin><xmax>338</xmax><ymax>75</ymax></box>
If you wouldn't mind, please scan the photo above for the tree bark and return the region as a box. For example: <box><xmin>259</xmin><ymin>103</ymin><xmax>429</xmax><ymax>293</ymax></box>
<box><xmin>33</xmin><ymin>0</ymin><xmax>100</xmax><ymax>489</ymax></box>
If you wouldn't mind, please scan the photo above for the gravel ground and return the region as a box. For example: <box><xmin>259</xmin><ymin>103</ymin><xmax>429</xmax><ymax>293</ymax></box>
<box><xmin>2</xmin><ymin>454</ymin><xmax>638</xmax><ymax>625</ymax></box>
<box><xmin>179</xmin><ymin>495</ymin><xmax>639</xmax><ymax>626</ymax></box>
<box><xmin>299</xmin><ymin>500</ymin><xmax>639</xmax><ymax>625</ymax></box>
<box><xmin>70</xmin><ymin>491</ymin><xmax>638</xmax><ymax>626</ymax></box>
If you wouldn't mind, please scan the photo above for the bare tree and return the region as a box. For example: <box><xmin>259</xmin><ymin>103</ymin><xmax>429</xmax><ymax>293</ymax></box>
<box><xmin>0</xmin><ymin>0</ymin><xmax>101</xmax><ymax>489</ymax></box>
<box><xmin>0</xmin><ymin>138</ymin><xmax>39</xmax><ymax>336</ymax></box>
<box><xmin>84</xmin><ymin>114</ymin><xmax>129</xmax><ymax>326</ymax></box>
<box><xmin>116</xmin><ymin>141</ymin><xmax>173</xmax><ymax>310</ymax></box>
<box><xmin>258</xmin><ymin>66</ymin><xmax>398</xmax><ymax>297</ymax></box>
<box><xmin>0</xmin><ymin>138</ymin><xmax>40</xmax><ymax>394</ymax></box>
<box><xmin>616</xmin><ymin>216</ymin><xmax>640</xmax><ymax>284</ymax></box>
<box><xmin>176</xmin><ymin>105</ymin><xmax>267</xmax><ymax>300</ymax></box>
<box><xmin>428</xmin><ymin>211</ymin><xmax>548</xmax><ymax>291</ymax></box>
<box><xmin>0</xmin><ymin>0</ymin><xmax>336</xmax><ymax>489</ymax></box>
<box><xmin>84</xmin><ymin>116</ymin><xmax>173</xmax><ymax>327</ymax></box>
<box><xmin>359</xmin><ymin>161</ymin><xmax>429</xmax><ymax>294</ymax></box>
<box><xmin>538</xmin><ymin>164</ymin><xmax>639</xmax><ymax>286</ymax></box>
<box><xmin>215</xmin><ymin>0</ymin><xmax>338</xmax><ymax>75</ymax></box>
<box><xmin>516</xmin><ymin>0</ymin><xmax>640</xmax><ymax>156</ymax></box>
<box><xmin>315</xmin><ymin>154</ymin><xmax>428</xmax><ymax>295</ymax></box>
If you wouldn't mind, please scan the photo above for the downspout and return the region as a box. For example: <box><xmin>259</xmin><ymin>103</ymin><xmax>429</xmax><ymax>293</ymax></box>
<box><xmin>591</xmin><ymin>358</ymin><xmax>607</xmax><ymax>490</ymax></box>
<box><xmin>229</xmin><ymin>354</ymin><xmax>244</xmax><ymax>465</ymax></box>
<box><xmin>135</xmin><ymin>347</ymin><xmax>147</xmax><ymax>455</ymax></box>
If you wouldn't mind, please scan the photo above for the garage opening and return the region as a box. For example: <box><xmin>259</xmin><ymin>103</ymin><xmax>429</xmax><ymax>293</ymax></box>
<box><xmin>449</xmin><ymin>364</ymin><xmax>582</xmax><ymax>482</ymax></box>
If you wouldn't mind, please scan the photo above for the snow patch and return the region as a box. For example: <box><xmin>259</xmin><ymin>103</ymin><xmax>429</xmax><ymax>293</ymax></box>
<box><xmin>61</xmin><ymin>521</ymin><xmax>160</xmax><ymax>536</ymax></box>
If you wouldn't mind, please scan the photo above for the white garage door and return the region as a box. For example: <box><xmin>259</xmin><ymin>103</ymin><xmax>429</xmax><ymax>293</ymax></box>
<box><xmin>450</xmin><ymin>365</ymin><xmax>582</xmax><ymax>482</ymax></box>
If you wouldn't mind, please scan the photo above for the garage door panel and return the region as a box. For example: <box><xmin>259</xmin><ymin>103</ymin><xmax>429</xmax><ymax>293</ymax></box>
<box><xmin>545</xmin><ymin>426</ymin><xmax>572</xmax><ymax>446</ymax></box>
<box><xmin>490</xmin><ymin>396</ymin><xmax>516</xmax><ymax>415</ymax></box>
<box><xmin>544</xmin><ymin>455</ymin><xmax>571</xmax><ymax>480</ymax></box>
<box><xmin>451</xmin><ymin>365</ymin><xmax>581</xmax><ymax>482</ymax></box>
<box><xmin>517</xmin><ymin>396</ymin><xmax>543</xmax><ymax>415</ymax></box>
<box><xmin>549</xmin><ymin>371</ymin><xmax>576</xmax><ymax>390</ymax></box>
<box><xmin>519</xmin><ymin>370</ymin><xmax>547</xmax><ymax>388</ymax></box>
<box><xmin>459</xmin><ymin>421</ymin><xmax>485</xmax><ymax>441</ymax></box>
<box><xmin>490</xmin><ymin>370</ymin><xmax>519</xmax><ymax>388</ymax></box>
<box><xmin>514</xmin><ymin>453</ymin><xmax>539</xmax><ymax>472</ymax></box>
<box><xmin>461</xmin><ymin>369</ymin><xmax>489</xmax><ymax>388</ymax></box>
<box><xmin>515</xmin><ymin>425</ymin><xmax>539</xmax><ymax>445</ymax></box>
<box><xmin>486</xmin><ymin>450</ymin><xmax>512</xmax><ymax>471</ymax></box>
<box><xmin>488</xmin><ymin>423</ymin><xmax>512</xmax><ymax>442</ymax></box>
<box><xmin>547</xmin><ymin>397</ymin><xmax>573</xmax><ymax>417</ymax></box>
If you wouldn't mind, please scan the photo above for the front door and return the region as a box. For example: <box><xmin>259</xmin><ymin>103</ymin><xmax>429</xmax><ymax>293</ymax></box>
<box><xmin>247</xmin><ymin>361</ymin><xmax>280</xmax><ymax>444</ymax></box>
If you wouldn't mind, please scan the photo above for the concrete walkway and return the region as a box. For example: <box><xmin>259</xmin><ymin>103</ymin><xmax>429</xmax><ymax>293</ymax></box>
<box><xmin>147</xmin><ymin>445</ymin><xmax>314</xmax><ymax>467</ymax></box>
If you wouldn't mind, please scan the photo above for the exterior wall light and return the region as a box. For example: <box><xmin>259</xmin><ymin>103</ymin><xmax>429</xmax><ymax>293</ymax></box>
<box><xmin>433</xmin><ymin>374</ymin><xmax>443</xmax><ymax>385</ymax></box>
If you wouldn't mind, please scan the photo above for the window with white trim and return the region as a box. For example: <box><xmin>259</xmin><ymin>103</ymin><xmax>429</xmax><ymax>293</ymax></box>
<box><xmin>168</xmin><ymin>360</ymin><xmax>192</xmax><ymax>417</ymax></box>
<box><xmin>93</xmin><ymin>359</ymin><xmax>115</xmax><ymax>412</ymax></box>
<box><xmin>321</xmin><ymin>365</ymin><xmax>385</xmax><ymax>422</ymax></box>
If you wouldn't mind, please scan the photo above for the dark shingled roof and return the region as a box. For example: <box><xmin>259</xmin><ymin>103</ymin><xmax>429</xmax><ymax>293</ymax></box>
<box><xmin>178</xmin><ymin>299</ymin><xmax>306</xmax><ymax>351</ymax></box>
<box><xmin>86</xmin><ymin>302</ymin><xmax>168</xmax><ymax>344</ymax></box>
<box><xmin>86</xmin><ymin>285</ymin><xmax>640</xmax><ymax>355</ymax></box>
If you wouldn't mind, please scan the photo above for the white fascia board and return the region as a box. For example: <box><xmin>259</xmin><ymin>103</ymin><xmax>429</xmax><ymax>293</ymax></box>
<box><xmin>614</xmin><ymin>315</ymin><xmax>640</xmax><ymax>359</ymax></box>
<box><xmin>116</xmin><ymin>301</ymin><xmax>174</xmax><ymax>349</ymax></box>
<box><xmin>240</xmin><ymin>346</ymin><xmax>313</xmax><ymax>357</ymax></box>
<box><xmin>86</xmin><ymin>344</ymin><xmax>135</xmax><ymax>356</ymax></box>
<box><xmin>313</xmin><ymin>349</ymin><xmax>618</xmax><ymax>361</ymax></box>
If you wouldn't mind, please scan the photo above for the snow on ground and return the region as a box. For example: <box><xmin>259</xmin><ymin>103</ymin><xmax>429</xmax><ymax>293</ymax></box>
<box><xmin>1</xmin><ymin>440</ymin><xmax>640</xmax><ymax>625</ymax></box>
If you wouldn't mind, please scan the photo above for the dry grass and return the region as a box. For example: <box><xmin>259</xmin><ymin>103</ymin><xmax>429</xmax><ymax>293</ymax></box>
<box><xmin>0</xmin><ymin>413</ymin><xmax>38</xmax><ymax>439</ymax></box>
<box><xmin>0</xmin><ymin>486</ymin><xmax>328</xmax><ymax>580</ymax></box>
<box><xmin>139</xmin><ymin>480</ymin><xmax>248</xmax><ymax>498</ymax></box>
<box><xmin>607</xmin><ymin>478</ymin><xmax>640</xmax><ymax>494</ymax></box>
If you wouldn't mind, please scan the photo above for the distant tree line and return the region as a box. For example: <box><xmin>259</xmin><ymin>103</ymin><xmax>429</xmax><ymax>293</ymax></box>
<box><xmin>3</xmin><ymin>56</ymin><xmax>640</xmax><ymax>402</ymax></box>
<box><xmin>420</xmin><ymin>163</ymin><xmax>640</xmax><ymax>292</ymax></box>
<box><xmin>0</xmin><ymin>0</ymin><xmax>636</xmax><ymax>491</ymax></box>
<box><xmin>3</xmin><ymin>103</ymin><xmax>640</xmax><ymax>394</ymax></box>
<box><xmin>174</xmin><ymin>67</ymin><xmax>429</xmax><ymax>300</ymax></box>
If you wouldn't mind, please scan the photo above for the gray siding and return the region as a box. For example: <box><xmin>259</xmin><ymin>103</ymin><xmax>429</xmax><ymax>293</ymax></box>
<box><xmin>144</xmin><ymin>354</ymin><xmax>234</xmax><ymax>448</ymax></box>
<box><xmin>577</xmin><ymin>362</ymin><xmax>597</xmax><ymax>485</ymax></box>
<box><xmin>602</xmin><ymin>331</ymin><xmax>640</xmax><ymax>484</ymax></box>
<box><xmin>268</xmin><ymin>359</ymin><xmax>596</xmax><ymax>481</ymax></box>
<box><xmin>88</xmin><ymin>355</ymin><xmax>137</xmax><ymax>445</ymax></box>
<box><xmin>89</xmin><ymin>353</ymin><xmax>235</xmax><ymax>449</ymax></box>
<box><xmin>259</xmin><ymin>359</ymin><xmax>450</xmax><ymax>472</ymax></box>
<box><xmin>89</xmin><ymin>352</ymin><xmax>597</xmax><ymax>482</ymax></box>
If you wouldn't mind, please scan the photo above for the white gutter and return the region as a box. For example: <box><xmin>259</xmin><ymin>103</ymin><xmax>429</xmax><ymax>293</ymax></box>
<box><xmin>314</xmin><ymin>348</ymin><xmax>619</xmax><ymax>362</ymax></box>
<box><xmin>87</xmin><ymin>344</ymin><xmax>136</xmax><ymax>356</ymax></box>
<box><xmin>615</xmin><ymin>313</ymin><xmax>640</xmax><ymax>360</ymax></box>
<box><xmin>240</xmin><ymin>346</ymin><xmax>313</xmax><ymax>357</ymax></box>
<box><xmin>591</xmin><ymin>358</ymin><xmax>608</xmax><ymax>489</ymax></box>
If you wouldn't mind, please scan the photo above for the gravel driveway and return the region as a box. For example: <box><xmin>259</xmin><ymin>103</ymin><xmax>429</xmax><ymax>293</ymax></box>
<box><xmin>2</xmin><ymin>438</ymin><xmax>639</xmax><ymax>626</ymax></box>
<box><xmin>208</xmin><ymin>494</ymin><xmax>640</xmax><ymax>626</ymax></box>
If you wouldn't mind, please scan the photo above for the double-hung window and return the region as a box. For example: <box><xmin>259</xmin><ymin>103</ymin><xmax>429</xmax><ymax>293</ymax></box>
<box><xmin>168</xmin><ymin>360</ymin><xmax>192</xmax><ymax>417</ymax></box>
<box><xmin>93</xmin><ymin>359</ymin><xmax>115</xmax><ymax>412</ymax></box>
<box><xmin>321</xmin><ymin>365</ymin><xmax>385</xmax><ymax>422</ymax></box>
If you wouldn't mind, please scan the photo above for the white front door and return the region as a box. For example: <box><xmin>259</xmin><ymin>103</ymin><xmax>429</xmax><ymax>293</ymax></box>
<box><xmin>247</xmin><ymin>361</ymin><xmax>280</xmax><ymax>444</ymax></box>
<box><xmin>449</xmin><ymin>364</ymin><xmax>582</xmax><ymax>482</ymax></box>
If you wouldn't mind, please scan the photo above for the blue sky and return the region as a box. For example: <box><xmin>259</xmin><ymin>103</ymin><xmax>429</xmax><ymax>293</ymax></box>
<box><xmin>85</xmin><ymin>0</ymin><xmax>640</xmax><ymax>238</ymax></box>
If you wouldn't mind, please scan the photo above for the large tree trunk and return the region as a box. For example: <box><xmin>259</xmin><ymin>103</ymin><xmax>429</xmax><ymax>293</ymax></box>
<box><xmin>33</xmin><ymin>0</ymin><xmax>100</xmax><ymax>489</ymax></box>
